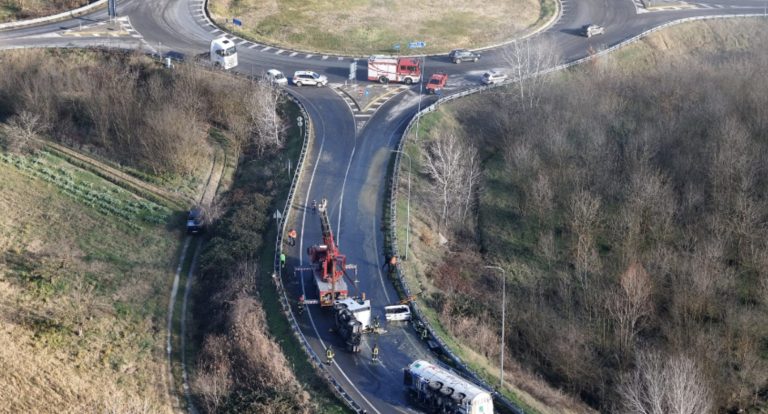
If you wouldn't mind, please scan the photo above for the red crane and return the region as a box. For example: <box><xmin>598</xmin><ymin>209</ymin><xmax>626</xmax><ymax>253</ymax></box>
<box><xmin>307</xmin><ymin>199</ymin><xmax>349</xmax><ymax>306</ymax></box>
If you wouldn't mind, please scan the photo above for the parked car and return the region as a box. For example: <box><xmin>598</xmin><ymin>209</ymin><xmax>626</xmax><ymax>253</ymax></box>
<box><xmin>186</xmin><ymin>208</ymin><xmax>204</xmax><ymax>234</ymax></box>
<box><xmin>583</xmin><ymin>24</ymin><xmax>605</xmax><ymax>38</ymax></box>
<box><xmin>481</xmin><ymin>70</ymin><xmax>507</xmax><ymax>85</ymax></box>
<box><xmin>265</xmin><ymin>69</ymin><xmax>288</xmax><ymax>86</ymax></box>
<box><xmin>425</xmin><ymin>72</ymin><xmax>448</xmax><ymax>94</ymax></box>
<box><xmin>449</xmin><ymin>49</ymin><xmax>480</xmax><ymax>64</ymax></box>
<box><xmin>292</xmin><ymin>70</ymin><xmax>328</xmax><ymax>87</ymax></box>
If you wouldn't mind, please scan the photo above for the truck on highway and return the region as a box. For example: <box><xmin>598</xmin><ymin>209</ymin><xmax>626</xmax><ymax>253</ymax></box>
<box><xmin>307</xmin><ymin>199</ymin><xmax>350</xmax><ymax>306</ymax></box>
<box><xmin>404</xmin><ymin>360</ymin><xmax>494</xmax><ymax>414</ymax></box>
<box><xmin>368</xmin><ymin>56</ymin><xmax>421</xmax><ymax>85</ymax></box>
<box><xmin>210</xmin><ymin>37</ymin><xmax>238</xmax><ymax>69</ymax></box>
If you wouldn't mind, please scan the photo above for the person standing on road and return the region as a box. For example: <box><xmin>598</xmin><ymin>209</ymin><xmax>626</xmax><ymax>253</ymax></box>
<box><xmin>326</xmin><ymin>346</ymin><xmax>335</xmax><ymax>365</ymax></box>
<box><xmin>297</xmin><ymin>294</ymin><xmax>305</xmax><ymax>315</ymax></box>
<box><xmin>287</xmin><ymin>229</ymin><xmax>297</xmax><ymax>246</ymax></box>
<box><xmin>280</xmin><ymin>252</ymin><xmax>286</xmax><ymax>269</ymax></box>
<box><xmin>372</xmin><ymin>343</ymin><xmax>379</xmax><ymax>362</ymax></box>
<box><xmin>311</xmin><ymin>199</ymin><xmax>317</xmax><ymax>214</ymax></box>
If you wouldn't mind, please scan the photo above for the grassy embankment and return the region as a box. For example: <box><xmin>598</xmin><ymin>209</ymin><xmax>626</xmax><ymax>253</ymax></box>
<box><xmin>0</xmin><ymin>148</ymin><xmax>179</xmax><ymax>413</ymax></box>
<box><xmin>394</xmin><ymin>18</ymin><xmax>768</xmax><ymax>414</ymax></box>
<box><xmin>0</xmin><ymin>0</ymin><xmax>92</xmax><ymax>22</ymax></box>
<box><xmin>208</xmin><ymin>0</ymin><xmax>555</xmax><ymax>54</ymax></box>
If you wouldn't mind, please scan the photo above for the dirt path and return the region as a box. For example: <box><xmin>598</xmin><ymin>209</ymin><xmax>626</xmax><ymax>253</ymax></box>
<box><xmin>45</xmin><ymin>141</ymin><xmax>190</xmax><ymax>209</ymax></box>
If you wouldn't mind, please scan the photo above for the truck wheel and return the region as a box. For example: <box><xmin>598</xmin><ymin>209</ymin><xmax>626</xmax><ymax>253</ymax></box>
<box><xmin>454</xmin><ymin>59</ymin><xmax>460</xmax><ymax>64</ymax></box>
<box><xmin>379</xmin><ymin>77</ymin><xmax>389</xmax><ymax>84</ymax></box>
<box><xmin>295</xmin><ymin>81</ymin><xmax>302</xmax><ymax>87</ymax></box>
<box><xmin>316</xmin><ymin>82</ymin><xmax>323</xmax><ymax>87</ymax></box>
<box><xmin>473</xmin><ymin>57</ymin><xmax>478</xmax><ymax>62</ymax></box>
<box><xmin>404</xmin><ymin>78</ymin><xmax>413</xmax><ymax>85</ymax></box>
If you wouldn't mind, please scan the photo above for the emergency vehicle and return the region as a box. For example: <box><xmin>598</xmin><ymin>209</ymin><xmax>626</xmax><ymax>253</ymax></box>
<box><xmin>404</xmin><ymin>360</ymin><xmax>494</xmax><ymax>414</ymax></box>
<box><xmin>367</xmin><ymin>56</ymin><xmax>422</xmax><ymax>84</ymax></box>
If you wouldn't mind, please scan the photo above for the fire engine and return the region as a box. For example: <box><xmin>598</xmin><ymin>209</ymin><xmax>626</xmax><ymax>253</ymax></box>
<box><xmin>367</xmin><ymin>56</ymin><xmax>422</xmax><ymax>85</ymax></box>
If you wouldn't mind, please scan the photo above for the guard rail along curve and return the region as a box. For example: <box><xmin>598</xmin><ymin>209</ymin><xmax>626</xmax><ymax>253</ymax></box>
<box><xmin>387</xmin><ymin>13</ymin><xmax>767</xmax><ymax>414</ymax></box>
<box><xmin>272</xmin><ymin>92</ymin><xmax>368</xmax><ymax>413</ymax></box>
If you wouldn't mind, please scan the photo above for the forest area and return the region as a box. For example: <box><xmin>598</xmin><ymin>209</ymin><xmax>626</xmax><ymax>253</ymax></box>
<box><xmin>0</xmin><ymin>49</ymin><xmax>304</xmax><ymax>413</ymax></box>
<box><xmin>404</xmin><ymin>20</ymin><xmax>768</xmax><ymax>413</ymax></box>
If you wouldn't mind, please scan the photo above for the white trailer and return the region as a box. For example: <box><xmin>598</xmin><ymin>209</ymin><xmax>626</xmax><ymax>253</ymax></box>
<box><xmin>210</xmin><ymin>37</ymin><xmax>238</xmax><ymax>69</ymax></box>
<box><xmin>404</xmin><ymin>360</ymin><xmax>494</xmax><ymax>414</ymax></box>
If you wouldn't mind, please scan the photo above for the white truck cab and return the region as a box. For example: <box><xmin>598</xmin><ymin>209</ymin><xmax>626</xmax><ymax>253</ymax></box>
<box><xmin>210</xmin><ymin>37</ymin><xmax>238</xmax><ymax>69</ymax></box>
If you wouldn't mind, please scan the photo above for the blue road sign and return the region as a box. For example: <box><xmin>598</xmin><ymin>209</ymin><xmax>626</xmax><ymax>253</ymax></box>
<box><xmin>233</xmin><ymin>18</ymin><xmax>242</xmax><ymax>26</ymax></box>
<box><xmin>408</xmin><ymin>41</ymin><xmax>426</xmax><ymax>49</ymax></box>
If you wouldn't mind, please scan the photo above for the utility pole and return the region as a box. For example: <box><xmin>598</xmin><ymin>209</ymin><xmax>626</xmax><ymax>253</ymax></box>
<box><xmin>108</xmin><ymin>0</ymin><xmax>117</xmax><ymax>19</ymax></box>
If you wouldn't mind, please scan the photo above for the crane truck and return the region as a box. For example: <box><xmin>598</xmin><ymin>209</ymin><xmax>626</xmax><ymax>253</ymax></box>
<box><xmin>307</xmin><ymin>198</ymin><xmax>350</xmax><ymax>307</ymax></box>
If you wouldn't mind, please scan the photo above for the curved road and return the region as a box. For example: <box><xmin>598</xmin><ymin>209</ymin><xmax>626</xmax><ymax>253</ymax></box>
<box><xmin>1</xmin><ymin>0</ymin><xmax>766</xmax><ymax>412</ymax></box>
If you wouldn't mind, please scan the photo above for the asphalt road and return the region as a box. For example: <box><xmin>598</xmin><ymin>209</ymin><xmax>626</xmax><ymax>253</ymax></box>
<box><xmin>1</xmin><ymin>0</ymin><xmax>766</xmax><ymax>412</ymax></box>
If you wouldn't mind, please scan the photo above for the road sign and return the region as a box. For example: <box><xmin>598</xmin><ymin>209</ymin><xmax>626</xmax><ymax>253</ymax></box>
<box><xmin>392</xmin><ymin>43</ymin><xmax>401</xmax><ymax>50</ymax></box>
<box><xmin>408</xmin><ymin>41</ymin><xmax>426</xmax><ymax>49</ymax></box>
<box><xmin>349</xmin><ymin>61</ymin><xmax>357</xmax><ymax>81</ymax></box>
<box><xmin>233</xmin><ymin>18</ymin><xmax>242</xmax><ymax>26</ymax></box>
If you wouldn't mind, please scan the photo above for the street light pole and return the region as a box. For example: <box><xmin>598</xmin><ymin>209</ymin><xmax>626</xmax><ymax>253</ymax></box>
<box><xmin>484</xmin><ymin>265</ymin><xmax>506</xmax><ymax>391</ymax></box>
<box><xmin>391</xmin><ymin>150</ymin><xmax>411</xmax><ymax>261</ymax></box>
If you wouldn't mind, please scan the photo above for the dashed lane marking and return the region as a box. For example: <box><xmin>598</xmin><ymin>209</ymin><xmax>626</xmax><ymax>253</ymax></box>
<box><xmin>322</xmin><ymin>55</ymin><xmax>329</xmax><ymax>60</ymax></box>
<box><xmin>290</xmin><ymin>52</ymin><xmax>298</xmax><ymax>57</ymax></box>
<box><xmin>261</xmin><ymin>46</ymin><xmax>272</xmax><ymax>52</ymax></box>
<box><xmin>305</xmin><ymin>54</ymin><xmax>313</xmax><ymax>58</ymax></box>
<box><xmin>275</xmin><ymin>49</ymin><xmax>285</xmax><ymax>54</ymax></box>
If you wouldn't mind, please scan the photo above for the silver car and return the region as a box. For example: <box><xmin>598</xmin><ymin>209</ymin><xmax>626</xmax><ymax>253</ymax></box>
<box><xmin>265</xmin><ymin>69</ymin><xmax>288</xmax><ymax>86</ymax></box>
<box><xmin>481</xmin><ymin>70</ymin><xmax>507</xmax><ymax>85</ymax></box>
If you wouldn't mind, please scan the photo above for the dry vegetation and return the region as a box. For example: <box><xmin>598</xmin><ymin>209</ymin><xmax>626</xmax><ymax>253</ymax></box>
<box><xmin>0</xmin><ymin>49</ymin><xmax>304</xmax><ymax>413</ymax></box>
<box><xmin>401</xmin><ymin>19</ymin><xmax>768</xmax><ymax>413</ymax></box>
<box><xmin>0</xmin><ymin>0</ymin><xmax>90</xmax><ymax>22</ymax></box>
<box><xmin>0</xmin><ymin>156</ymin><xmax>176</xmax><ymax>413</ymax></box>
<box><xmin>208</xmin><ymin>0</ymin><xmax>548</xmax><ymax>54</ymax></box>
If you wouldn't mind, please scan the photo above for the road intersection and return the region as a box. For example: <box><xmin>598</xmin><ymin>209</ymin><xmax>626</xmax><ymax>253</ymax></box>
<box><xmin>1</xmin><ymin>0</ymin><xmax>766</xmax><ymax>412</ymax></box>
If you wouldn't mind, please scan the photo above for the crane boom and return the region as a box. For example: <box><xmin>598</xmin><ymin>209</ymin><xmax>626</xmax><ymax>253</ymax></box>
<box><xmin>308</xmin><ymin>198</ymin><xmax>349</xmax><ymax>306</ymax></box>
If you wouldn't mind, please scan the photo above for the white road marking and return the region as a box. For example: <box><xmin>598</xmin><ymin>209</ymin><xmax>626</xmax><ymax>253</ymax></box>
<box><xmin>262</xmin><ymin>46</ymin><xmax>272</xmax><ymax>52</ymax></box>
<box><xmin>293</xmin><ymin>92</ymin><xmax>381</xmax><ymax>414</ymax></box>
<box><xmin>248</xmin><ymin>43</ymin><xmax>259</xmax><ymax>48</ymax></box>
<box><xmin>322</xmin><ymin>55</ymin><xmax>329</xmax><ymax>60</ymax></box>
<box><xmin>290</xmin><ymin>52</ymin><xmax>298</xmax><ymax>57</ymax></box>
<box><xmin>305</xmin><ymin>54</ymin><xmax>314</xmax><ymax>59</ymax></box>
<box><xmin>338</xmin><ymin>56</ymin><xmax>344</xmax><ymax>61</ymax></box>
<box><xmin>275</xmin><ymin>49</ymin><xmax>285</xmax><ymax>54</ymax></box>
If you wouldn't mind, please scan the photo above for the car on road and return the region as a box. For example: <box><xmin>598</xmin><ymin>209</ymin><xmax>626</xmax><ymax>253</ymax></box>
<box><xmin>426</xmin><ymin>72</ymin><xmax>448</xmax><ymax>94</ymax></box>
<box><xmin>583</xmin><ymin>24</ymin><xmax>605</xmax><ymax>38</ymax></box>
<box><xmin>265</xmin><ymin>69</ymin><xmax>288</xmax><ymax>86</ymax></box>
<box><xmin>187</xmin><ymin>208</ymin><xmax>204</xmax><ymax>234</ymax></box>
<box><xmin>449</xmin><ymin>49</ymin><xmax>480</xmax><ymax>64</ymax></box>
<box><xmin>481</xmin><ymin>70</ymin><xmax>508</xmax><ymax>85</ymax></box>
<box><xmin>384</xmin><ymin>305</ymin><xmax>411</xmax><ymax>322</ymax></box>
<box><xmin>292</xmin><ymin>70</ymin><xmax>328</xmax><ymax>87</ymax></box>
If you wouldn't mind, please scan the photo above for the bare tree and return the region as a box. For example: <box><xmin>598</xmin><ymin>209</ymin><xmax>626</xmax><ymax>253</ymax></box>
<box><xmin>2</xmin><ymin>110</ymin><xmax>46</xmax><ymax>153</ymax></box>
<box><xmin>608</xmin><ymin>262</ymin><xmax>654</xmax><ymax>357</ymax></box>
<box><xmin>620</xmin><ymin>351</ymin><xmax>713</xmax><ymax>414</ymax></box>
<box><xmin>421</xmin><ymin>132</ymin><xmax>480</xmax><ymax>233</ymax></box>
<box><xmin>249</xmin><ymin>82</ymin><xmax>284</xmax><ymax>154</ymax></box>
<box><xmin>501</xmin><ymin>36</ymin><xmax>559</xmax><ymax>110</ymax></box>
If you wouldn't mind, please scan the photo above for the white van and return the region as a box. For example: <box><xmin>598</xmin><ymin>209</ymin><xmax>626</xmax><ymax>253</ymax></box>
<box><xmin>384</xmin><ymin>304</ymin><xmax>411</xmax><ymax>321</ymax></box>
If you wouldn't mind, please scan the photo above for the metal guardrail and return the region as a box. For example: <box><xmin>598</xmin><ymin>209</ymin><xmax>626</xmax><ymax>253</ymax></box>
<box><xmin>271</xmin><ymin>93</ymin><xmax>367</xmax><ymax>413</ymax></box>
<box><xmin>387</xmin><ymin>13</ymin><xmax>767</xmax><ymax>414</ymax></box>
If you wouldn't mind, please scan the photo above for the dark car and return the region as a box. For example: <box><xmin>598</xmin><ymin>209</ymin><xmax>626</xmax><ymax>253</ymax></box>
<box><xmin>186</xmin><ymin>208</ymin><xmax>204</xmax><ymax>234</ymax></box>
<box><xmin>449</xmin><ymin>49</ymin><xmax>480</xmax><ymax>64</ymax></box>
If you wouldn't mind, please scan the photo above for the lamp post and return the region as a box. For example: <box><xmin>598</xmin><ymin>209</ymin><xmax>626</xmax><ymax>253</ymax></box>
<box><xmin>484</xmin><ymin>265</ymin><xmax>506</xmax><ymax>391</ymax></box>
<box><xmin>391</xmin><ymin>150</ymin><xmax>411</xmax><ymax>261</ymax></box>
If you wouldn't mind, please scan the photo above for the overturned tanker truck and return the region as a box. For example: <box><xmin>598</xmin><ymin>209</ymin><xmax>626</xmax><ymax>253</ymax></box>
<box><xmin>404</xmin><ymin>360</ymin><xmax>494</xmax><ymax>414</ymax></box>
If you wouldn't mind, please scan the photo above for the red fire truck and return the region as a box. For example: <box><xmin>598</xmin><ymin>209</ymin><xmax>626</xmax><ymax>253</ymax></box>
<box><xmin>367</xmin><ymin>56</ymin><xmax>422</xmax><ymax>85</ymax></box>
